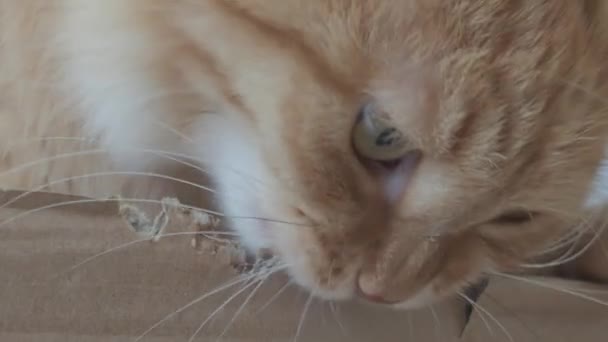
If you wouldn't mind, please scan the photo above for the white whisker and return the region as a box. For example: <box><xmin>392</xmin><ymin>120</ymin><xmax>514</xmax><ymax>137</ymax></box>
<box><xmin>429</xmin><ymin>305</ymin><xmax>442</xmax><ymax>342</ymax></box>
<box><xmin>4</xmin><ymin>136</ymin><xmax>95</xmax><ymax>149</ymax></box>
<box><xmin>215</xmin><ymin>268</ymin><xmax>280</xmax><ymax>341</ymax></box>
<box><xmin>188</xmin><ymin>265</ymin><xmax>286</xmax><ymax>342</ymax></box>
<box><xmin>48</xmin><ymin>231</ymin><xmax>238</xmax><ymax>281</ymax></box>
<box><xmin>151</xmin><ymin>119</ymin><xmax>195</xmax><ymax>144</ymax></box>
<box><xmin>524</xmin><ymin>219</ymin><xmax>607</xmax><ymax>269</ymax></box>
<box><xmin>329</xmin><ymin>302</ymin><xmax>348</xmax><ymax>336</ymax></box>
<box><xmin>294</xmin><ymin>292</ymin><xmax>314</xmax><ymax>342</ymax></box>
<box><xmin>407</xmin><ymin>312</ymin><xmax>414</xmax><ymax>341</ymax></box>
<box><xmin>458</xmin><ymin>292</ymin><xmax>513</xmax><ymax>342</ymax></box>
<box><xmin>494</xmin><ymin>272</ymin><xmax>608</xmax><ymax>308</ymax></box>
<box><xmin>0</xmin><ymin>149</ymin><xmax>107</xmax><ymax>178</ymax></box>
<box><xmin>0</xmin><ymin>197</ymin><xmax>219</xmax><ymax>230</ymax></box>
<box><xmin>0</xmin><ymin>139</ymin><xmax>300</xmax><ymax>206</ymax></box>
<box><xmin>187</xmin><ymin>281</ymin><xmax>257</xmax><ymax>342</ymax></box>
<box><xmin>532</xmin><ymin>217</ymin><xmax>593</xmax><ymax>257</ymax></box>
<box><xmin>0</xmin><ymin>196</ymin><xmax>310</xmax><ymax>232</ymax></box>
<box><xmin>133</xmin><ymin>273</ymin><xmax>259</xmax><ymax>342</ymax></box>
<box><xmin>457</xmin><ymin>292</ymin><xmax>494</xmax><ymax>336</ymax></box>
<box><xmin>0</xmin><ymin>171</ymin><xmax>217</xmax><ymax>212</ymax></box>
<box><xmin>257</xmin><ymin>280</ymin><xmax>292</xmax><ymax>314</ymax></box>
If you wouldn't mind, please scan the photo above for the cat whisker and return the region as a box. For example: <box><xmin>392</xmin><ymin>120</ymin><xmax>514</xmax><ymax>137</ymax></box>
<box><xmin>4</xmin><ymin>136</ymin><xmax>97</xmax><ymax>149</ymax></box>
<box><xmin>188</xmin><ymin>264</ymin><xmax>288</xmax><ymax>342</ymax></box>
<box><xmin>492</xmin><ymin>272</ymin><xmax>608</xmax><ymax>307</ymax></box>
<box><xmin>0</xmin><ymin>171</ymin><xmax>218</xmax><ymax>212</ymax></box>
<box><xmin>458</xmin><ymin>292</ymin><xmax>513</xmax><ymax>342</ymax></box>
<box><xmin>187</xmin><ymin>281</ymin><xmax>257</xmax><ymax>342</ymax></box>
<box><xmin>457</xmin><ymin>292</ymin><xmax>494</xmax><ymax>337</ymax></box>
<box><xmin>428</xmin><ymin>305</ymin><xmax>442</xmax><ymax>342</ymax></box>
<box><xmin>329</xmin><ymin>301</ymin><xmax>348</xmax><ymax>337</ymax></box>
<box><xmin>133</xmin><ymin>272</ymin><xmax>259</xmax><ymax>342</ymax></box>
<box><xmin>532</xmin><ymin>222</ymin><xmax>591</xmax><ymax>257</ymax></box>
<box><xmin>524</xmin><ymin>218</ymin><xmax>607</xmax><ymax>268</ymax></box>
<box><xmin>0</xmin><ymin>145</ymin><xmax>214</xmax><ymax>178</ymax></box>
<box><xmin>1</xmin><ymin>141</ymin><xmax>295</xmax><ymax>208</ymax></box>
<box><xmin>257</xmin><ymin>280</ymin><xmax>292</xmax><ymax>314</ymax></box>
<box><xmin>596</xmin><ymin>233</ymin><xmax>608</xmax><ymax>262</ymax></box>
<box><xmin>529</xmin><ymin>234</ymin><xmax>588</xmax><ymax>266</ymax></box>
<box><xmin>0</xmin><ymin>197</ymin><xmax>215</xmax><ymax>230</ymax></box>
<box><xmin>151</xmin><ymin>119</ymin><xmax>196</xmax><ymax>144</ymax></box>
<box><xmin>407</xmin><ymin>311</ymin><xmax>414</xmax><ymax>341</ymax></box>
<box><xmin>0</xmin><ymin>196</ymin><xmax>311</xmax><ymax>232</ymax></box>
<box><xmin>0</xmin><ymin>141</ymin><xmax>249</xmax><ymax>187</ymax></box>
<box><xmin>0</xmin><ymin>148</ymin><xmax>108</xmax><ymax>178</ymax></box>
<box><xmin>215</xmin><ymin>271</ymin><xmax>274</xmax><ymax>341</ymax></box>
<box><xmin>48</xmin><ymin>231</ymin><xmax>238</xmax><ymax>281</ymax></box>
<box><xmin>533</xmin><ymin>204</ymin><xmax>587</xmax><ymax>223</ymax></box>
<box><xmin>294</xmin><ymin>292</ymin><xmax>315</xmax><ymax>342</ymax></box>
<box><xmin>481</xmin><ymin>293</ymin><xmax>543</xmax><ymax>340</ymax></box>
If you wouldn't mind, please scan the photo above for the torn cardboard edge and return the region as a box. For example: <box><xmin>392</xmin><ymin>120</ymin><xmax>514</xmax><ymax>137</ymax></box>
<box><xmin>0</xmin><ymin>189</ymin><xmax>607</xmax><ymax>341</ymax></box>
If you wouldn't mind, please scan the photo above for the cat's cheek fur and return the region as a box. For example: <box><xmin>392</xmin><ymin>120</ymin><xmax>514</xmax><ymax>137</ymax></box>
<box><xmin>192</xmin><ymin>114</ymin><xmax>275</xmax><ymax>252</ymax></box>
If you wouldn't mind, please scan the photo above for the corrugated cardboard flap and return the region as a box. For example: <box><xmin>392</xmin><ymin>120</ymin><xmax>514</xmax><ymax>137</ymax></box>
<box><xmin>0</xmin><ymin>190</ymin><xmax>606</xmax><ymax>341</ymax></box>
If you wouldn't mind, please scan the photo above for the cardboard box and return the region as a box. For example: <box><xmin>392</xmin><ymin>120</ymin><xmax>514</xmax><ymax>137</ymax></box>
<box><xmin>1</xmin><ymin>190</ymin><xmax>607</xmax><ymax>341</ymax></box>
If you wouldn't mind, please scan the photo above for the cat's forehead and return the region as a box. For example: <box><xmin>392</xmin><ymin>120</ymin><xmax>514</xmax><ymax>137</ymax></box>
<box><xmin>241</xmin><ymin>1</ymin><xmax>581</xmax><ymax>60</ymax></box>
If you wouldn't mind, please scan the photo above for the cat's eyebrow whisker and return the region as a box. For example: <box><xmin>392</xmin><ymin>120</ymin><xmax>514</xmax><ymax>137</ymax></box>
<box><xmin>492</xmin><ymin>272</ymin><xmax>608</xmax><ymax>307</ymax></box>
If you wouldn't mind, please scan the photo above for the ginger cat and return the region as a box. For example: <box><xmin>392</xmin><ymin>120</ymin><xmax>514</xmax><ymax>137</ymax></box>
<box><xmin>1</xmin><ymin>0</ymin><xmax>608</xmax><ymax>308</ymax></box>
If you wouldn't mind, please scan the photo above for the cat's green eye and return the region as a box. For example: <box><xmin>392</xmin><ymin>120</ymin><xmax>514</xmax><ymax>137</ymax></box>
<box><xmin>352</xmin><ymin>105</ymin><xmax>411</xmax><ymax>161</ymax></box>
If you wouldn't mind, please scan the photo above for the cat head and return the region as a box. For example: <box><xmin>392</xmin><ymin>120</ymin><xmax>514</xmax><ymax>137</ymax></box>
<box><xmin>187</xmin><ymin>0</ymin><xmax>608</xmax><ymax>308</ymax></box>
<box><xmin>75</xmin><ymin>0</ymin><xmax>608</xmax><ymax>308</ymax></box>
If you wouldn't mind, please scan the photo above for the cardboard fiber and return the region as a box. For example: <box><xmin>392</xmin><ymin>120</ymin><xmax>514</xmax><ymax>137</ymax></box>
<box><xmin>0</xmin><ymin>190</ymin><xmax>607</xmax><ymax>342</ymax></box>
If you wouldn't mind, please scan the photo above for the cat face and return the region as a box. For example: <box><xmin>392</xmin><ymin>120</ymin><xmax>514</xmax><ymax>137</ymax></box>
<box><xmin>70</xmin><ymin>0</ymin><xmax>608</xmax><ymax>308</ymax></box>
<box><xmin>187</xmin><ymin>0</ymin><xmax>608</xmax><ymax>307</ymax></box>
